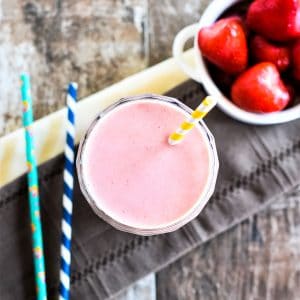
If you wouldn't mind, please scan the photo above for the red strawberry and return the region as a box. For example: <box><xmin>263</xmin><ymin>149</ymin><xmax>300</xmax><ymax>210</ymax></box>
<box><xmin>198</xmin><ymin>17</ymin><xmax>248</xmax><ymax>75</ymax></box>
<box><xmin>231</xmin><ymin>62</ymin><xmax>291</xmax><ymax>113</ymax></box>
<box><xmin>250</xmin><ymin>35</ymin><xmax>291</xmax><ymax>72</ymax></box>
<box><xmin>286</xmin><ymin>84</ymin><xmax>296</xmax><ymax>100</ymax></box>
<box><xmin>285</xmin><ymin>84</ymin><xmax>296</xmax><ymax>107</ymax></box>
<box><xmin>247</xmin><ymin>0</ymin><xmax>300</xmax><ymax>42</ymax></box>
<box><xmin>292</xmin><ymin>40</ymin><xmax>300</xmax><ymax>80</ymax></box>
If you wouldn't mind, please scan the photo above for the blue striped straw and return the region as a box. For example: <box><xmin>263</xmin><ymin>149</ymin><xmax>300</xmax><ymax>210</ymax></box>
<box><xmin>59</xmin><ymin>82</ymin><xmax>77</xmax><ymax>300</ymax></box>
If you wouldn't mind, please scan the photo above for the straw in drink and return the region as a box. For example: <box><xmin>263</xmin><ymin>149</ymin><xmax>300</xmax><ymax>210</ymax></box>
<box><xmin>168</xmin><ymin>96</ymin><xmax>217</xmax><ymax>145</ymax></box>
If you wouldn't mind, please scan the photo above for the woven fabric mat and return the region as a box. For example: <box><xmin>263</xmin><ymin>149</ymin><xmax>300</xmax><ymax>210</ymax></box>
<box><xmin>1</xmin><ymin>80</ymin><xmax>300</xmax><ymax>299</ymax></box>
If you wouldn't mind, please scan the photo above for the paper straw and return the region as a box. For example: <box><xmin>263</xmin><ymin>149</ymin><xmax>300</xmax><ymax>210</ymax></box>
<box><xmin>20</xmin><ymin>74</ymin><xmax>47</xmax><ymax>300</ymax></box>
<box><xmin>59</xmin><ymin>83</ymin><xmax>77</xmax><ymax>300</ymax></box>
<box><xmin>168</xmin><ymin>96</ymin><xmax>217</xmax><ymax>145</ymax></box>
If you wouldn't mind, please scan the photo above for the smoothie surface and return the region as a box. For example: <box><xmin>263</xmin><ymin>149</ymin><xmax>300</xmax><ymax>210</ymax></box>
<box><xmin>82</xmin><ymin>99</ymin><xmax>211</xmax><ymax>228</ymax></box>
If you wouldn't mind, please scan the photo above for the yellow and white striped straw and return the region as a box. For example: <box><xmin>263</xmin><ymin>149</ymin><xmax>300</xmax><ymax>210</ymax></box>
<box><xmin>168</xmin><ymin>96</ymin><xmax>217</xmax><ymax>145</ymax></box>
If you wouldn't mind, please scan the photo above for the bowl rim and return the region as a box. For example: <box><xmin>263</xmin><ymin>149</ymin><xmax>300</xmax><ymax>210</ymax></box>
<box><xmin>194</xmin><ymin>0</ymin><xmax>300</xmax><ymax>125</ymax></box>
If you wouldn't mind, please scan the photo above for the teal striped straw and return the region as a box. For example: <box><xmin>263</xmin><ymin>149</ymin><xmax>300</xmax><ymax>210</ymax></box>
<box><xmin>20</xmin><ymin>74</ymin><xmax>47</xmax><ymax>300</ymax></box>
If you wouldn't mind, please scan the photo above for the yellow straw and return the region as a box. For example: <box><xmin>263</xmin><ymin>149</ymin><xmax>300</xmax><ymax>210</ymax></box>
<box><xmin>168</xmin><ymin>96</ymin><xmax>217</xmax><ymax>145</ymax></box>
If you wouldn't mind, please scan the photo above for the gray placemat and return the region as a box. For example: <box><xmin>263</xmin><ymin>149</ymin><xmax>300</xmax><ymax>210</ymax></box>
<box><xmin>0</xmin><ymin>81</ymin><xmax>300</xmax><ymax>299</ymax></box>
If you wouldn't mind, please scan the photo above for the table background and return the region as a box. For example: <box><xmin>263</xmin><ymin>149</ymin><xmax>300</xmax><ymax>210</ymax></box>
<box><xmin>0</xmin><ymin>0</ymin><xmax>210</xmax><ymax>136</ymax></box>
<box><xmin>1</xmin><ymin>1</ymin><xmax>300</xmax><ymax>299</ymax></box>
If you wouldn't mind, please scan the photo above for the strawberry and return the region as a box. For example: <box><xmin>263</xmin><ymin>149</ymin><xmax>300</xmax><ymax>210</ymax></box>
<box><xmin>285</xmin><ymin>84</ymin><xmax>296</xmax><ymax>107</ymax></box>
<box><xmin>198</xmin><ymin>17</ymin><xmax>248</xmax><ymax>75</ymax></box>
<box><xmin>292</xmin><ymin>40</ymin><xmax>300</xmax><ymax>80</ymax></box>
<box><xmin>250</xmin><ymin>35</ymin><xmax>291</xmax><ymax>72</ymax></box>
<box><xmin>246</xmin><ymin>0</ymin><xmax>300</xmax><ymax>42</ymax></box>
<box><xmin>231</xmin><ymin>62</ymin><xmax>291</xmax><ymax>113</ymax></box>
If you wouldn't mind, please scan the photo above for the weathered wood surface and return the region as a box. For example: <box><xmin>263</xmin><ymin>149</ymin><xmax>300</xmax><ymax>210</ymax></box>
<box><xmin>157</xmin><ymin>185</ymin><xmax>300</xmax><ymax>300</ymax></box>
<box><xmin>113</xmin><ymin>274</ymin><xmax>156</xmax><ymax>300</ymax></box>
<box><xmin>0</xmin><ymin>0</ymin><xmax>149</xmax><ymax>135</ymax></box>
<box><xmin>0</xmin><ymin>0</ymin><xmax>211</xmax><ymax>136</ymax></box>
<box><xmin>148</xmin><ymin>0</ymin><xmax>208</xmax><ymax>65</ymax></box>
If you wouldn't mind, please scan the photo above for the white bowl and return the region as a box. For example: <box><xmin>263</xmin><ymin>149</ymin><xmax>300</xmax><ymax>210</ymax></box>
<box><xmin>172</xmin><ymin>0</ymin><xmax>300</xmax><ymax>125</ymax></box>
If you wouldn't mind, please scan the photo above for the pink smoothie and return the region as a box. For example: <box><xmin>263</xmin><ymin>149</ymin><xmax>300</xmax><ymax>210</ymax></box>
<box><xmin>81</xmin><ymin>99</ymin><xmax>212</xmax><ymax>229</ymax></box>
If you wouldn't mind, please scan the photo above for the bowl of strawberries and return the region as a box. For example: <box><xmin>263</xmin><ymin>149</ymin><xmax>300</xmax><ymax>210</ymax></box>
<box><xmin>173</xmin><ymin>0</ymin><xmax>300</xmax><ymax>125</ymax></box>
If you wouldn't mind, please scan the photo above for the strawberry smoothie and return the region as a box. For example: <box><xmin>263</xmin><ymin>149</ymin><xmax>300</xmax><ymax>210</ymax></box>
<box><xmin>77</xmin><ymin>95</ymin><xmax>218</xmax><ymax>234</ymax></box>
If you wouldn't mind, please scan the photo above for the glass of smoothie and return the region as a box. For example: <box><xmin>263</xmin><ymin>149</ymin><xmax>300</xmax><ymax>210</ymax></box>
<box><xmin>77</xmin><ymin>94</ymin><xmax>219</xmax><ymax>235</ymax></box>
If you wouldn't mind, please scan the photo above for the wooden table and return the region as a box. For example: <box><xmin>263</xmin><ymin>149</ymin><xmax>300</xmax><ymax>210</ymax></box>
<box><xmin>157</xmin><ymin>185</ymin><xmax>300</xmax><ymax>300</ymax></box>
<box><xmin>112</xmin><ymin>185</ymin><xmax>300</xmax><ymax>300</ymax></box>
<box><xmin>0</xmin><ymin>0</ymin><xmax>210</xmax><ymax>136</ymax></box>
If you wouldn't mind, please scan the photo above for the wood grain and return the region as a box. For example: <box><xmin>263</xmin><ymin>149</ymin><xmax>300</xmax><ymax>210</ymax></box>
<box><xmin>0</xmin><ymin>0</ymin><xmax>149</xmax><ymax>136</ymax></box>
<box><xmin>113</xmin><ymin>274</ymin><xmax>156</xmax><ymax>300</ymax></box>
<box><xmin>0</xmin><ymin>0</ymin><xmax>214</xmax><ymax>137</ymax></box>
<box><xmin>157</xmin><ymin>186</ymin><xmax>300</xmax><ymax>300</ymax></box>
<box><xmin>148</xmin><ymin>0</ymin><xmax>211</xmax><ymax>65</ymax></box>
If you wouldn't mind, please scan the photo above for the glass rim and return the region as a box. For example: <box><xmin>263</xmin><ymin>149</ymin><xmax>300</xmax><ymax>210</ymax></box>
<box><xmin>76</xmin><ymin>93</ymin><xmax>219</xmax><ymax>235</ymax></box>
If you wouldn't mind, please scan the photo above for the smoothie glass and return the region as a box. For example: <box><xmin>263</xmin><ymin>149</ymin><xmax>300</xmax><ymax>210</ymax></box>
<box><xmin>76</xmin><ymin>94</ymin><xmax>219</xmax><ymax>235</ymax></box>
